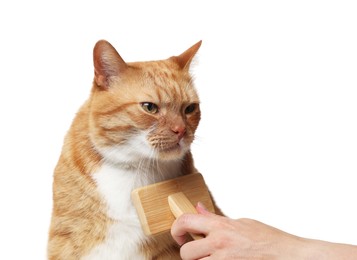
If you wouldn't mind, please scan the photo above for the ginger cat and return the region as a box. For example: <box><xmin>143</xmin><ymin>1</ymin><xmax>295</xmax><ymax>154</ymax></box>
<box><xmin>48</xmin><ymin>39</ymin><xmax>221</xmax><ymax>259</ymax></box>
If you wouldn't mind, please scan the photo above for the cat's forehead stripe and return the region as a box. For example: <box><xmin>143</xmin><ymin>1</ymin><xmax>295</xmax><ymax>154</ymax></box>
<box><xmin>94</xmin><ymin>102</ymin><xmax>137</xmax><ymax>117</ymax></box>
<box><xmin>140</xmin><ymin>61</ymin><xmax>196</xmax><ymax>104</ymax></box>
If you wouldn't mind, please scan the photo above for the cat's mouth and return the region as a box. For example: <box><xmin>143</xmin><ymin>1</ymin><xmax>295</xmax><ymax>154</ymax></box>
<box><xmin>161</xmin><ymin>143</ymin><xmax>181</xmax><ymax>152</ymax></box>
<box><xmin>148</xmin><ymin>134</ymin><xmax>190</xmax><ymax>159</ymax></box>
<box><xmin>155</xmin><ymin>142</ymin><xmax>186</xmax><ymax>159</ymax></box>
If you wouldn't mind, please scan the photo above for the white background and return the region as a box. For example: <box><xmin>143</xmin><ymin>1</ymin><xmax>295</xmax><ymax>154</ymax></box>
<box><xmin>1</xmin><ymin>1</ymin><xmax>356</xmax><ymax>259</ymax></box>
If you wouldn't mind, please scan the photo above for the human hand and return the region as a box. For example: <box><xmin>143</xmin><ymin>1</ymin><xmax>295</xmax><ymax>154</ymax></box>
<box><xmin>171</xmin><ymin>202</ymin><xmax>299</xmax><ymax>259</ymax></box>
<box><xmin>171</xmin><ymin>203</ymin><xmax>357</xmax><ymax>260</ymax></box>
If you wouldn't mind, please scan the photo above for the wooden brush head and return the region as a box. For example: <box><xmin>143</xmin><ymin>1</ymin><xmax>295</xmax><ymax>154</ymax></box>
<box><xmin>131</xmin><ymin>173</ymin><xmax>215</xmax><ymax>236</ymax></box>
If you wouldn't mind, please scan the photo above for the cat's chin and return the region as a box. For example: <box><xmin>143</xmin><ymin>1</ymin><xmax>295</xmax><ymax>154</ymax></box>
<box><xmin>155</xmin><ymin>144</ymin><xmax>188</xmax><ymax>161</ymax></box>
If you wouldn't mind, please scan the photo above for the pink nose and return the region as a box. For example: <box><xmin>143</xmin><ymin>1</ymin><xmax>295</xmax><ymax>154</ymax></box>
<box><xmin>171</xmin><ymin>125</ymin><xmax>186</xmax><ymax>140</ymax></box>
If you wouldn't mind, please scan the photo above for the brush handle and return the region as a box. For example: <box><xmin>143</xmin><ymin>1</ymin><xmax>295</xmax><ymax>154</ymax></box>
<box><xmin>168</xmin><ymin>192</ymin><xmax>205</xmax><ymax>240</ymax></box>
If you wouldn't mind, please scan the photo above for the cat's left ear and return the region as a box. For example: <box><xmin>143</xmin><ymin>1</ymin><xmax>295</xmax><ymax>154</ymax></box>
<box><xmin>93</xmin><ymin>40</ymin><xmax>128</xmax><ymax>89</ymax></box>
<box><xmin>171</xmin><ymin>40</ymin><xmax>202</xmax><ymax>70</ymax></box>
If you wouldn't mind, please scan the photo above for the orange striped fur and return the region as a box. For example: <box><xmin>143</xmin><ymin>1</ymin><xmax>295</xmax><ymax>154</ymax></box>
<box><xmin>48</xmin><ymin>40</ymin><xmax>221</xmax><ymax>259</ymax></box>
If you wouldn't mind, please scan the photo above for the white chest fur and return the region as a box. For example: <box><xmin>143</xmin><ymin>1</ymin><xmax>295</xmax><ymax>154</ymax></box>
<box><xmin>83</xmin><ymin>161</ymin><xmax>182</xmax><ymax>260</ymax></box>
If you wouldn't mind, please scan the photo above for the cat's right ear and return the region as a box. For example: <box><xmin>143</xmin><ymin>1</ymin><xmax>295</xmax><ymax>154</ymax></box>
<box><xmin>171</xmin><ymin>40</ymin><xmax>202</xmax><ymax>70</ymax></box>
<box><xmin>93</xmin><ymin>40</ymin><xmax>128</xmax><ymax>90</ymax></box>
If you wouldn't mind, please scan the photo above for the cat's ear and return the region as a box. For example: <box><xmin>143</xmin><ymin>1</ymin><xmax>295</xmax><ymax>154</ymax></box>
<box><xmin>171</xmin><ymin>40</ymin><xmax>202</xmax><ymax>70</ymax></box>
<box><xmin>93</xmin><ymin>40</ymin><xmax>128</xmax><ymax>89</ymax></box>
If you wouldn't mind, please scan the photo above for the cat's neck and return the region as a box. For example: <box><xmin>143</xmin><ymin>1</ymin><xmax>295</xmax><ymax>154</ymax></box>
<box><xmin>92</xmin><ymin>156</ymin><xmax>184</xmax><ymax>221</ymax></box>
<box><xmin>95</xmin><ymin>138</ymin><xmax>188</xmax><ymax>185</ymax></box>
<box><xmin>100</xmin><ymin>156</ymin><xmax>184</xmax><ymax>186</ymax></box>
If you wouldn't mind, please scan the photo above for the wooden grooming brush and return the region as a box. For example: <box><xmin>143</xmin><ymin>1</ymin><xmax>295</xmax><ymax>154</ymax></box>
<box><xmin>131</xmin><ymin>173</ymin><xmax>215</xmax><ymax>240</ymax></box>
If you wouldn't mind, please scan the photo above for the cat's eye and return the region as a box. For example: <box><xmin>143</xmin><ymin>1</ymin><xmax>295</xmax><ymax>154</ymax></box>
<box><xmin>141</xmin><ymin>102</ymin><xmax>159</xmax><ymax>114</ymax></box>
<box><xmin>185</xmin><ymin>104</ymin><xmax>197</xmax><ymax>114</ymax></box>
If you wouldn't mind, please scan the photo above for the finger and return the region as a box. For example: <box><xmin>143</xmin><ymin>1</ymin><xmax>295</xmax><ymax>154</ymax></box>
<box><xmin>180</xmin><ymin>238</ymin><xmax>211</xmax><ymax>260</ymax></box>
<box><xmin>171</xmin><ymin>213</ymin><xmax>212</xmax><ymax>244</ymax></box>
<box><xmin>170</xmin><ymin>220</ymin><xmax>188</xmax><ymax>246</ymax></box>
<box><xmin>171</xmin><ymin>208</ymin><xmax>227</xmax><ymax>243</ymax></box>
<box><xmin>171</xmin><ymin>207</ymin><xmax>229</xmax><ymax>246</ymax></box>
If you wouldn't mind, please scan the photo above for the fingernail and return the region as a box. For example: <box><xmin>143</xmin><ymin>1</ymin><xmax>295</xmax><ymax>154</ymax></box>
<box><xmin>196</xmin><ymin>201</ymin><xmax>208</xmax><ymax>212</ymax></box>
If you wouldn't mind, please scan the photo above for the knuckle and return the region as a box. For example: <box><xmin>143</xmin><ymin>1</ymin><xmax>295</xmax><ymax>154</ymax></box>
<box><xmin>239</xmin><ymin>217</ymin><xmax>257</xmax><ymax>224</ymax></box>
<box><xmin>213</xmin><ymin>237</ymin><xmax>226</xmax><ymax>250</ymax></box>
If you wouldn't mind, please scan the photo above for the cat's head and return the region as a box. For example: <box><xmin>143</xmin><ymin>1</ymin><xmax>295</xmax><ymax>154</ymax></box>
<box><xmin>88</xmin><ymin>40</ymin><xmax>201</xmax><ymax>164</ymax></box>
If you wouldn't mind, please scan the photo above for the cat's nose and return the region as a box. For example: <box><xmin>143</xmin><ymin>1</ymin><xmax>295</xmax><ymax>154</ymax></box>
<box><xmin>171</xmin><ymin>125</ymin><xmax>186</xmax><ymax>140</ymax></box>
